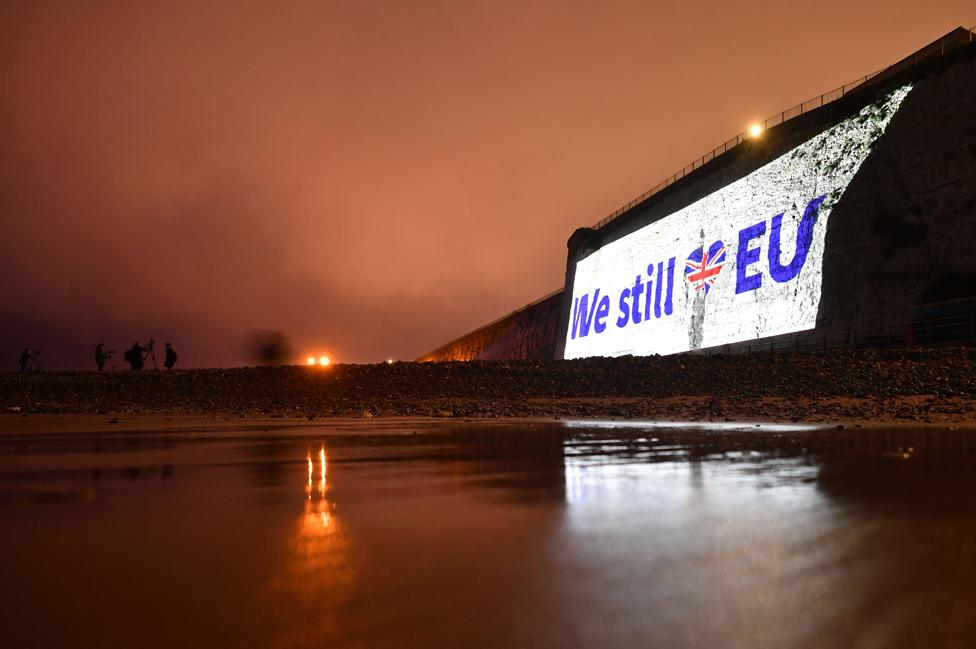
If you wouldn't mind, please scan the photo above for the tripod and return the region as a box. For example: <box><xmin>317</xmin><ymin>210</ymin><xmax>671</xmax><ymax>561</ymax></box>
<box><xmin>144</xmin><ymin>339</ymin><xmax>158</xmax><ymax>370</ymax></box>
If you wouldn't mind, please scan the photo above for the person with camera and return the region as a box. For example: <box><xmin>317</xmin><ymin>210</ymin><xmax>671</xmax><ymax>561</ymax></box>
<box><xmin>124</xmin><ymin>341</ymin><xmax>146</xmax><ymax>371</ymax></box>
<box><xmin>95</xmin><ymin>343</ymin><xmax>114</xmax><ymax>372</ymax></box>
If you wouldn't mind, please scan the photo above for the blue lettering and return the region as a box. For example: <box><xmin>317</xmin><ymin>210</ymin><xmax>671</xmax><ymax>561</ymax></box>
<box><xmin>630</xmin><ymin>276</ymin><xmax>644</xmax><ymax>324</ymax></box>
<box><xmin>664</xmin><ymin>257</ymin><xmax>675</xmax><ymax>315</ymax></box>
<box><xmin>644</xmin><ymin>264</ymin><xmax>655</xmax><ymax>321</ymax></box>
<box><xmin>594</xmin><ymin>294</ymin><xmax>610</xmax><ymax>333</ymax></box>
<box><xmin>570</xmin><ymin>289</ymin><xmax>601</xmax><ymax>339</ymax></box>
<box><xmin>768</xmin><ymin>195</ymin><xmax>826</xmax><ymax>283</ymax></box>
<box><xmin>654</xmin><ymin>261</ymin><xmax>664</xmax><ymax>318</ymax></box>
<box><xmin>573</xmin><ymin>195</ymin><xmax>824</xmax><ymax>339</ymax></box>
<box><xmin>616</xmin><ymin>288</ymin><xmax>631</xmax><ymax>328</ymax></box>
<box><xmin>736</xmin><ymin>221</ymin><xmax>766</xmax><ymax>294</ymax></box>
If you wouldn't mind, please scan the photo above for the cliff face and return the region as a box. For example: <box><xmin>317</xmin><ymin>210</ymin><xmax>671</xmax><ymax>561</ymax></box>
<box><xmin>819</xmin><ymin>53</ymin><xmax>976</xmax><ymax>334</ymax></box>
<box><xmin>420</xmin><ymin>41</ymin><xmax>976</xmax><ymax>362</ymax></box>
<box><xmin>555</xmin><ymin>45</ymin><xmax>976</xmax><ymax>358</ymax></box>
<box><xmin>416</xmin><ymin>291</ymin><xmax>563</xmax><ymax>361</ymax></box>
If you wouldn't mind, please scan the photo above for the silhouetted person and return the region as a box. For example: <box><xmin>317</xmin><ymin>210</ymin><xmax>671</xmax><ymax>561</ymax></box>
<box><xmin>19</xmin><ymin>348</ymin><xmax>39</xmax><ymax>372</ymax></box>
<box><xmin>164</xmin><ymin>343</ymin><xmax>178</xmax><ymax>370</ymax></box>
<box><xmin>95</xmin><ymin>343</ymin><xmax>114</xmax><ymax>372</ymax></box>
<box><xmin>124</xmin><ymin>341</ymin><xmax>146</xmax><ymax>371</ymax></box>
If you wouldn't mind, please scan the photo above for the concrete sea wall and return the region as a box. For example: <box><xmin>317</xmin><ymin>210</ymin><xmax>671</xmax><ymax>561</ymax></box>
<box><xmin>416</xmin><ymin>291</ymin><xmax>563</xmax><ymax>361</ymax></box>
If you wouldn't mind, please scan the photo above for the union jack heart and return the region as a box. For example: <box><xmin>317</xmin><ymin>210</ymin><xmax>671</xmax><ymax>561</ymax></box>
<box><xmin>685</xmin><ymin>240</ymin><xmax>727</xmax><ymax>294</ymax></box>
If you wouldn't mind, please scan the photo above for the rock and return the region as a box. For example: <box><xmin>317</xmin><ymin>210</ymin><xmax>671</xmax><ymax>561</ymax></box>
<box><xmin>0</xmin><ymin>347</ymin><xmax>973</xmax><ymax>423</ymax></box>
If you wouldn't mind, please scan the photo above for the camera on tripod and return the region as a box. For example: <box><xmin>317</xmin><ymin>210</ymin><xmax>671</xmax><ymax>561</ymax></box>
<box><xmin>144</xmin><ymin>338</ymin><xmax>158</xmax><ymax>369</ymax></box>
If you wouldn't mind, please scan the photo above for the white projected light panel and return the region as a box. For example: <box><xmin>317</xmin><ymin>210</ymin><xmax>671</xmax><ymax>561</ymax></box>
<box><xmin>564</xmin><ymin>85</ymin><xmax>911</xmax><ymax>359</ymax></box>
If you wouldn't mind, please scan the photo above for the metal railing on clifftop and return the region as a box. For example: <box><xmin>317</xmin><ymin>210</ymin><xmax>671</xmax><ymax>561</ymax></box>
<box><xmin>590</xmin><ymin>26</ymin><xmax>976</xmax><ymax>230</ymax></box>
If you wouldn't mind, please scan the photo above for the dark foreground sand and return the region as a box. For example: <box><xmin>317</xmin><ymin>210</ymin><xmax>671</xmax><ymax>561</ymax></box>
<box><xmin>5</xmin><ymin>415</ymin><xmax>976</xmax><ymax>648</ymax></box>
<box><xmin>1</xmin><ymin>346</ymin><xmax>974</xmax><ymax>426</ymax></box>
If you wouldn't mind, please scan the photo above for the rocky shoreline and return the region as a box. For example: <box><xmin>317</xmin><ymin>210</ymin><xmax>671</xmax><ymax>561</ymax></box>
<box><xmin>1</xmin><ymin>347</ymin><xmax>974</xmax><ymax>424</ymax></box>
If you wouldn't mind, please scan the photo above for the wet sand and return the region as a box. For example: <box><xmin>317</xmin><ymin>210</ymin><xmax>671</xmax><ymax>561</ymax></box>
<box><xmin>3</xmin><ymin>412</ymin><xmax>976</xmax><ymax>437</ymax></box>
<box><xmin>1</xmin><ymin>416</ymin><xmax>976</xmax><ymax>648</ymax></box>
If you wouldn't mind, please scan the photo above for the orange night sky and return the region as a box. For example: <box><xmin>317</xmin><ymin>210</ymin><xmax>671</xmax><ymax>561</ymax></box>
<box><xmin>1</xmin><ymin>0</ymin><xmax>972</xmax><ymax>367</ymax></box>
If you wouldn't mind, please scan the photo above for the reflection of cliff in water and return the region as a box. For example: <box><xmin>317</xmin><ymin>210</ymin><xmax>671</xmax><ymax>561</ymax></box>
<box><xmin>557</xmin><ymin>421</ymin><xmax>976</xmax><ymax>507</ymax></box>
<box><xmin>554</xmin><ymin>422</ymin><xmax>976</xmax><ymax>649</ymax></box>
<box><xmin>785</xmin><ymin>427</ymin><xmax>976</xmax><ymax>648</ymax></box>
<box><xmin>432</xmin><ymin>425</ymin><xmax>567</xmax><ymax>503</ymax></box>
<box><xmin>560</xmin><ymin>423</ymin><xmax>974</xmax><ymax>470</ymax></box>
<box><xmin>805</xmin><ymin>427</ymin><xmax>976</xmax><ymax>512</ymax></box>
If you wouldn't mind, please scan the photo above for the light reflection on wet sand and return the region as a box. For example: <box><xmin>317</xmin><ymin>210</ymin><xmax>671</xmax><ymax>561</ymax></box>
<box><xmin>0</xmin><ymin>420</ymin><xmax>975</xmax><ymax>648</ymax></box>
<box><xmin>265</xmin><ymin>449</ymin><xmax>356</xmax><ymax>649</ymax></box>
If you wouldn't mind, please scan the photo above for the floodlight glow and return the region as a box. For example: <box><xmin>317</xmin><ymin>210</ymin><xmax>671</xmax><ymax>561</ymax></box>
<box><xmin>749</xmin><ymin>123</ymin><xmax>763</xmax><ymax>137</ymax></box>
<box><xmin>307</xmin><ymin>357</ymin><xmax>316</xmax><ymax>365</ymax></box>
<box><xmin>318</xmin><ymin>356</ymin><xmax>331</xmax><ymax>367</ymax></box>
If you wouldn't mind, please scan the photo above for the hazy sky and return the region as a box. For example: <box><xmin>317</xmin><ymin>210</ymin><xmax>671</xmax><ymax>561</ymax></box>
<box><xmin>2</xmin><ymin>1</ymin><xmax>972</xmax><ymax>368</ymax></box>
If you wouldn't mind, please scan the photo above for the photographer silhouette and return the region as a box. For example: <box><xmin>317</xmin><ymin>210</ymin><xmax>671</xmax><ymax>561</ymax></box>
<box><xmin>19</xmin><ymin>348</ymin><xmax>40</xmax><ymax>372</ymax></box>
<box><xmin>95</xmin><ymin>343</ymin><xmax>114</xmax><ymax>372</ymax></box>
<box><xmin>124</xmin><ymin>341</ymin><xmax>146</xmax><ymax>371</ymax></box>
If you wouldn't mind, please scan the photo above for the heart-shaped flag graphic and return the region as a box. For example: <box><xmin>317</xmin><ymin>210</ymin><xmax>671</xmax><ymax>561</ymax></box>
<box><xmin>685</xmin><ymin>240</ymin><xmax>727</xmax><ymax>294</ymax></box>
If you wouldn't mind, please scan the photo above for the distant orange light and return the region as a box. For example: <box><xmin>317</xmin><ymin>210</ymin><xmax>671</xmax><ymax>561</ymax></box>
<box><xmin>307</xmin><ymin>357</ymin><xmax>316</xmax><ymax>365</ymax></box>
<box><xmin>318</xmin><ymin>355</ymin><xmax>331</xmax><ymax>367</ymax></box>
<box><xmin>749</xmin><ymin>123</ymin><xmax>763</xmax><ymax>137</ymax></box>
